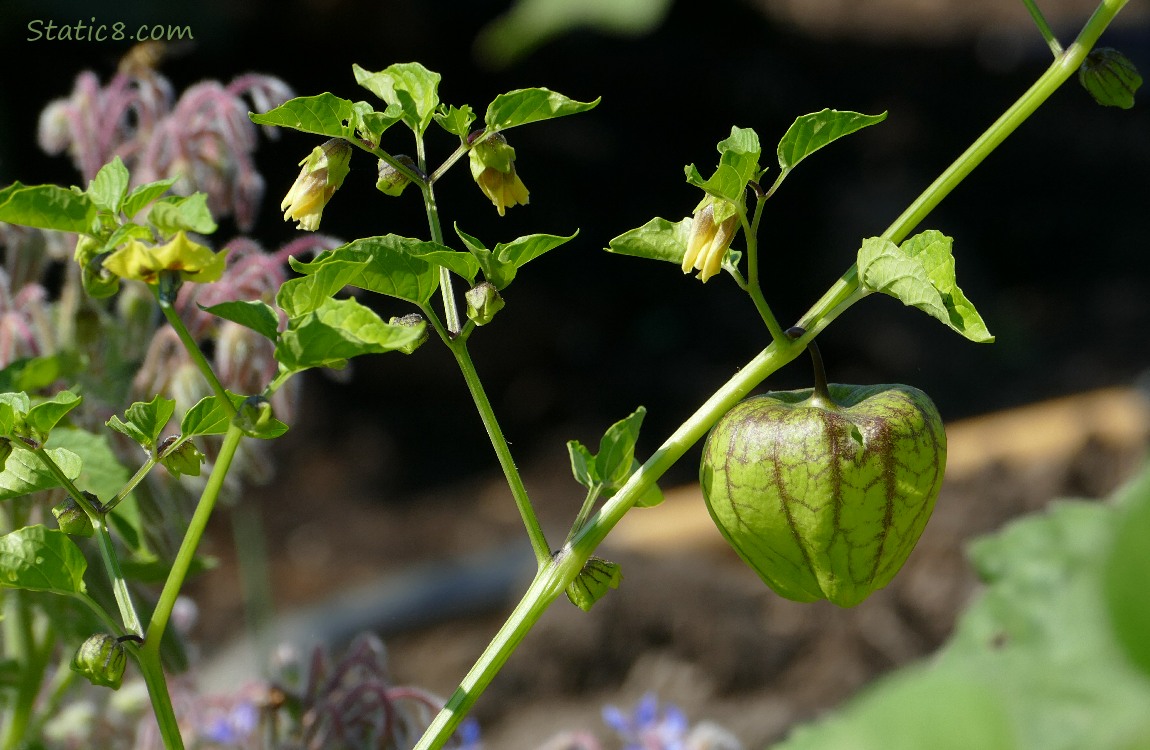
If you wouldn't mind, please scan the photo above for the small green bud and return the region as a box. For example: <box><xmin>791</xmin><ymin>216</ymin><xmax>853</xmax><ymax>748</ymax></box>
<box><xmin>52</xmin><ymin>496</ymin><xmax>95</xmax><ymax>537</ymax></box>
<box><xmin>376</xmin><ymin>155</ymin><xmax>417</xmax><ymax>197</ymax></box>
<box><xmin>387</xmin><ymin>313</ymin><xmax>429</xmax><ymax>354</ymax></box>
<box><xmin>71</xmin><ymin>634</ymin><xmax>127</xmax><ymax>690</ymax></box>
<box><xmin>1079</xmin><ymin>48</ymin><xmax>1142</xmax><ymax>109</ymax></box>
<box><xmin>234</xmin><ymin>396</ymin><xmax>287</xmax><ymax>439</ymax></box>
<box><xmin>565</xmin><ymin>556</ymin><xmax>623</xmax><ymax>611</ymax></box>
<box><xmin>465</xmin><ymin>282</ymin><xmax>505</xmax><ymax>326</ymax></box>
<box><xmin>74</xmin><ymin>236</ymin><xmax>120</xmax><ymax>299</ymax></box>
<box><xmin>156</xmin><ymin>435</ymin><xmax>205</xmax><ymax>478</ymax></box>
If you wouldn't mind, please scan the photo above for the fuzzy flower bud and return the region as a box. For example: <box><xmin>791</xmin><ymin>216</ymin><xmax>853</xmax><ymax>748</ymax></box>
<box><xmin>468</xmin><ymin>132</ymin><xmax>529</xmax><ymax>216</ymax></box>
<box><xmin>464</xmin><ymin>282</ymin><xmax>505</xmax><ymax>326</ymax></box>
<box><xmin>387</xmin><ymin>313</ymin><xmax>429</xmax><ymax>354</ymax></box>
<box><xmin>281</xmin><ymin>138</ymin><xmax>352</xmax><ymax>231</ymax></box>
<box><xmin>71</xmin><ymin>634</ymin><xmax>127</xmax><ymax>690</ymax></box>
<box><xmin>681</xmin><ymin>198</ymin><xmax>738</xmax><ymax>283</ymax></box>
<box><xmin>376</xmin><ymin>154</ymin><xmax>417</xmax><ymax>197</ymax></box>
<box><xmin>52</xmin><ymin>496</ymin><xmax>95</xmax><ymax>537</ymax></box>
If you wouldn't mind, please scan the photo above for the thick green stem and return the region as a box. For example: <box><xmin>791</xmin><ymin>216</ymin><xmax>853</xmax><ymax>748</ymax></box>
<box><xmin>157</xmin><ymin>294</ymin><xmax>234</xmax><ymax>418</ymax></box>
<box><xmin>135</xmin><ymin>650</ymin><xmax>185</xmax><ymax>750</ymax></box>
<box><xmin>412</xmin><ymin>3</ymin><xmax>1129</xmax><ymax>746</ymax></box>
<box><xmin>445</xmin><ymin>337</ymin><xmax>552</xmax><ymax>566</ymax></box>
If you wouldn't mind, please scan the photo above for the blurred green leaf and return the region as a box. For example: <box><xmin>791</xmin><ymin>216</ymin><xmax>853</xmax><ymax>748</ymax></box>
<box><xmin>0</xmin><ymin>525</ymin><xmax>87</xmax><ymax>594</ymax></box>
<box><xmin>0</xmin><ymin>182</ymin><xmax>96</xmax><ymax>233</ymax></box>
<box><xmin>777</xmin><ymin>109</ymin><xmax>887</xmax><ymax>173</ymax></box>
<box><xmin>24</xmin><ymin>390</ymin><xmax>82</xmax><ymax>439</ymax></box>
<box><xmin>0</xmin><ymin>448</ymin><xmax>82</xmax><ymax>501</ymax></box>
<box><xmin>857</xmin><ymin>232</ymin><xmax>993</xmax><ymax>343</ymax></box>
<box><xmin>475</xmin><ymin>0</ymin><xmax>672</xmax><ymax>69</ymax></box>
<box><xmin>1105</xmin><ymin>468</ymin><xmax>1150</xmax><ymax>677</ymax></box>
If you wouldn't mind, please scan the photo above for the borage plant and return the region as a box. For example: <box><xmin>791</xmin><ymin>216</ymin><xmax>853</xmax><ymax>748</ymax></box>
<box><xmin>0</xmin><ymin>0</ymin><xmax>1142</xmax><ymax>747</ymax></box>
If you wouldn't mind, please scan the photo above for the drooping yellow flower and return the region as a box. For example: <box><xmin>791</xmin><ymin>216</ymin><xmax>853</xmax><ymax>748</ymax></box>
<box><xmin>469</xmin><ymin>132</ymin><xmax>529</xmax><ymax>216</ymax></box>
<box><xmin>681</xmin><ymin>199</ymin><xmax>738</xmax><ymax>283</ymax></box>
<box><xmin>103</xmin><ymin>231</ymin><xmax>227</xmax><ymax>285</ymax></box>
<box><xmin>281</xmin><ymin>138</ymin><xmax>352</xmax><ymax>231</ymax></box>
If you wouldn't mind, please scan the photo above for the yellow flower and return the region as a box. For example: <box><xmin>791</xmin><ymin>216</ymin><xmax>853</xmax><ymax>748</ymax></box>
<box><xmin>469</xmin><ymin>133</ymin><xmax>529</xmax><ymax>216</ymax></box>
<box><xmin>103</xmin><ymin>231</ymin><xmax>228</xmax><ymax>285</ymax></box>
<box><xmin>681</xmin><ymin>199</ymin><xmax>738</xmax><ymax>283</ymax></box>
<box><xmin>281</xmin><ymin>138</ymin><xmax>352</xmax><ymax>231</ymax></box>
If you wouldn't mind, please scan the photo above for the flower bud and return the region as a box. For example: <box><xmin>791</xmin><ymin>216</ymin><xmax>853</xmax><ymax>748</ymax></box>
<box><xmin>465</xmin><ymin>282</ymin><xmax>505</xmax><ymax>326</ymax></box>
<box><xmin>71</xmin><ymin>634</ymin><xmax>127</xmax><ymax>690</ymax></box>
<box><xmin>74</xmin><ymin>235</ymin><xmax>120</xmax><ymax>299</ymax></box>
<box><xmin>52</xmin><ymin>496</ymin><xmax>95</xmax><ymax>537</ymax></box>
<box><xmin>387</xmin><ymin>313</ymin><xmax>429</xmax><ymax>354</ymax></box>
<box><xmin>376</xmin><ymin>155</ymin><xmax>417</xmax><ymax>197</ymax></box>
<box><xmin>234</xmin><ymin>396</ymin><xmax>281</xmax><ymax>438</ymax></box>
<box><xmin>281</xmin><ymin>138</ymin><xmax>353</xmax><ymax>231</ymax></box>
<box><xmin>681</xmin><ymin>198</ymin><xmax>738</xmax><ymax>283</ymax></box>
<box><xmin>468</xmin><ymin>132</ymin><xmax>529</xmax><ymax>216</ymax></box>
<box><xmin>1079</xmin><ymin>48</ymin><xmax>1142</xmax><ymax>109</ymax></box>
<box><xmin>157</xmin><ymin>436</ymin><xmax>205</xmax><ymax>478</ymax></box>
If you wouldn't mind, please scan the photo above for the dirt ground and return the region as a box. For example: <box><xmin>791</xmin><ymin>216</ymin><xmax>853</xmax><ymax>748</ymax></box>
<box><xmin>186</xmin><ymin>386</ymin><xmax>1150</xmax><ymax>749</ymax></box>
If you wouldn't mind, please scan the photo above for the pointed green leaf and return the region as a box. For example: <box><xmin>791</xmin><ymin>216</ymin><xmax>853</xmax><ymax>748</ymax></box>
<box><xmin>858</xmin><ymin>232</ymin><xmax>994</xmax><ymax>343</ymax></box>
<box><xmin>181</xmin><ymin>394</ymin><xmax>239</xmax><ymax>438</ymax></box>
<box><xmin>597</xmin><ymin>406</ymin><xmax>646</xmax><ymax>488</ymax></box>
<box><xmin>106</xmin><ymin>395</ymin><xmax>176</xmax><ymax>450</ymax></box>
<box><xmin>147</xmin><ymin>193</ymin><xmax>217</xmax><ymax>236</ymax></box>
<box><xmin>277</xmin><ymin>260</ymin><xmax>368</xmax><ymax>319</ymax></box>
<box><xmin>249</xmin><ymin>93</ymin><xmax>395</xmax><ymax>144</ymax></box>
<box><xmin>484</xmin><ymin>88</ymin><xmax>600</xmax><ymax>131</ymax></box>
<box><xmin>287</xmin><ymin>235</ymin><xmax>447</xmax><ymax>307</ymax></box>
<box><xmin>353</xmin><ymin>62</ymin><xmax>442</xmax><ymax>135</ymax></box>
<box><xmin>685</xmin><ymin>126</ymin><xmax>762</xmax><ymax>207</ymax></box>
<box><xmin>777</xmin><ymin>109</ymin><xmax>887</xmax><ymax>173</ymax></box>
<box><xmin>565</xmin><ymin>556</ymin><xmax>622</xmax><ymax>611</ymax></box>
<box><xmin>121</xmin><ymin>177</ymin><xmax>178</xmax><ymax>218</ymax></box>
<box><xmin>25</xmin><ymin>391</ymin><xmax>82</xmax><ymax>438</ymax></box>
<box><xmin>202</xmin><ymin>300</ymin><xmax>281</xmax><ymax>341</ymax></box>
<box><xmin>435</xmin><ymin>104</ymin><xmax>477</xmax><ymax>139</ymax></box>
<box><xmin>567</xmin><ymin>440</ymin><xmax>598</xmax><ymax>489</ymax></box>
<box><xmin>0</xmin><ymin>447</ymin><xmax>82</xmax><ymax>501</ymax></box>
<box><xmin>87</xmin><ymin>157</ymin><xmax>130</xmax><ymax>213</ymax></box>
<box><xmin>0</xmin><ymin>525</ymin><xmax>87</xmax><ymax>594</ymax></box>
<box><xmin>0</xmin><ymin>182</ymin><xmax>97</xmax><ymax>233</ymax></box>
<box><xmin>47</xmin><ymin>428</ymin><xmax>132</xmax><ymax>507</ymax></box>
<box><xmin>275</xmin><ymin>296</ymin><xmax>428</xmax><ymax>372</ymax></box>
<box><xmin>605</xmin><ymin>216</ymin><xmax>691</xmax><ymax>265</ymax></box>
<box><xmin>456</xmin><ymin>226</ymin><xmax>576</xmax><ymax>289</ymax></box>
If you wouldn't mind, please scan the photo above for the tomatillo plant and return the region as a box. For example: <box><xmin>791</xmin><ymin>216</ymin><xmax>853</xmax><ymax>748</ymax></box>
<box><xmin>0</xmin><ymin>0</ymin><xmax>1141</xmax><ymax>747</ymax></box>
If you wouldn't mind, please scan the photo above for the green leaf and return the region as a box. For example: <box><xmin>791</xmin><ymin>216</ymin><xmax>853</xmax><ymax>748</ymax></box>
<box><xmin>202</xmin><ymin>300</ymin><xmax>281</xmax><ymax>341</ymax></box>
<box><xmin>284</xmin><ymin>235</ymin><xmax>448</xmax><ymax>310</ymax></box>
<box><xmin>0</xmin><ymin>447</ymin><xmax>82</xmax><ymax>501</ymax></box>
<box><xmin>87</xmin><ymin>157</ymin><xmax>130</xmax><ymax>213</ymax></box>
<box><xmin>567</xmin><ymin>440</ymin><xmax>598</xmax><ymax>489</ymax></box>
<box><xmin>605</xmin><ymin>216</ymin><xmax>691</xmax><ymax>265</ymax></box>
<box><xmin>181</xmin><ymin>394</ymin><xmax>237</xmax><ymax>438</ymax></box>
<box><xmin>275</xmin><ymin>296</ymin><xmax>428</xmax><ymax>372</ymax></box>
<box><xmin>25</xmin><ymin>391</ymin><xmax>83</xmax><ymax>438</ymax></box>
<box><xmin>435</xmin><ymin>104</ymin><xmax>476</xmax><ymax>139</ymax></box>
<box><xmin>147</xmin><ymin>193</ymin><xmax>217</xmax><ymax>236</ymax></box>
<box><xmin>106</xmin><ymin>395</ymin><xmax>176</xmax><ymax>450</ymax></box>
<box><xmin>121</xmin><ymin>177</ymin><xmax>178</xmax><ymax>218</ymax></box>
<box><xmin>684</xmin><ymin>126</ymin><xmax>762</xmax><ymax>209</ymax></box>
<box><xmin>0</xmin><ymin>525</ymin><xmax>87</xmax><ymax>594</ymax></box>
<box><xmin>47</xmin><ymin>428</ymin><xmax>131</xmax><ymax>507</ymax></box>
<box><xmin>353</xmin><ymin>62</ymin><xmax>442</xmax><ymax>135</ymax></box>
<box><xmin>455</xmin><ymin>226</ymin><xmax>576</xmax><ymax>289</ymax></box>
<box><xmin>249</xmin><ymin>93</ymin><xmax>393</xmax><ymax>144</ymax></box>
<box><xmin>1104</xmin><ymin>467</ymin><xmax>1150</xmax><ymax>677</ymax></box>
<box><xmin>597</xmin><ymin>406</ymin><xmax>645</xmax><ymax>488</ymax></box>
<box><xmin>565</xmin><ymin>556</ymin><xmax>622</xmax><ymax>611</ymax></box>
<box><xmin>857</xmin><ymin>232</ymin><xmax>993</xmax><ymax>343</ymax></box>
<box><xmin>484</xmin><ymin>87</ymin><xmax>600</xmax><ymax>131</ymax></box>
<box><xmin>0</xmin><ymin>182</ymin><xmax>97</xmax><ymax>233</ymax></box>
<box><xmin>0</xmin><ymin>353</ymin><xmax>83</xmax><ymax>394</ymax></box>
<box><xmin>777</xmin><ymin>109</ymin><xmax>887</xmax><ymax>173</ymax></box>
